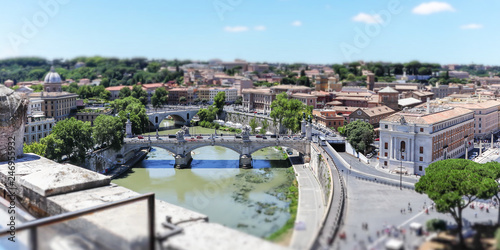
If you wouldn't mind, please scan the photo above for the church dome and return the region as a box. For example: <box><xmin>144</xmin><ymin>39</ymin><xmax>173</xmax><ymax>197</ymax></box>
<box><xmin>44</xmin><ymin>66</ymin><xmax>62</xmax><ymax>84</ymax></box>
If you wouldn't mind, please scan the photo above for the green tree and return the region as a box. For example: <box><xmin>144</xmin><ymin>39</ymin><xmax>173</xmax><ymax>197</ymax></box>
<box><xmin>28</xmin><ymin>69</ymin><xmax>47</xmax><ymax>80</ymax></box>
<box><xmin>196</xmin><ymin>106</ymin><xmax>218</xmax><ymax>123</ymax></box>
<box><xmin>117</xmin><ymin>102</ymin><xmax>149</xmax><ymax>135</ymax></box>
<box><xmin>250</xmin><ymin>116</ymin><xmax>258</xmax><ymax>134</ymax></box>
<box><xmin>100</xmin><ymin>90</ymin><xmax>111</xmax><ymax>100</ymax></box>
<box><xmin>50</xmin><ymin>118</ymin><xmax>93</xmax><ymax>163</ymax></box>
<box><xmin>131</xmin><ymin>85</ymin><xmax>148</xmax><ymax>105</ymax></box>
<box><xmin>347</xmin><ymin>73</ymin><xmax>356</xmax><ymax>81</ymax></box>
<box><xmin>23</xmin><ymin>142</ymin><xmax>47</xmax><ymax>156</ymax></box>
<box><xmin>119</xmin><ymin>87</ymin><xmax>131</xmax><ymax>98</ymax></box>
<box><xmin>345</xmin><ymin>120</ymin><xmax>374</xmax><ymax>154</ymax></box>
<box><xmin>270</xmin><ymin>93</ymin><xmax>311</xmax><ymax>133</ymax></box>
<box><xmin>261</xmin><ymin>119</ymin><xmax>269</xmax><ymax>131</ymax></box>
<box><xmin>147</xmin><ymin>62</ymin><xmax>161</xmax><ymax>73</ymax></box>
<box><xmin>151</xmin><ymin>87</ymin><xmax>168</xmax><ymax>108</ymax></box>
<box><xmin>415</xmin><ymin>159</ymin><xmax>498</xmax><ymax>249</ymax></box>
<box><xmin>40</xmin><ymin>134</ymin><xmax>64</xmax><ymax>161</ymax></box>
<box><xmin>92</xmin><ymin>115</ymin><xmax>125</xmax><ymax>150</ymax></box>
<box><xmin>213</xmin><ymin>91</ymin><xmax>226</xmax><ymax>113</ymax></box>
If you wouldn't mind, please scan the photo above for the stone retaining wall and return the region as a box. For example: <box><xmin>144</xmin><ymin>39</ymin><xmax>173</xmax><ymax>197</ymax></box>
<box><xmin>309</xmin><ymin>143</ymin><xmax>332</xmax><ymax>204</ymax></box>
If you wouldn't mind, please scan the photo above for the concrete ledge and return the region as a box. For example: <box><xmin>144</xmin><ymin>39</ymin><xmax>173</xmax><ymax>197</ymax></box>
<box><xmin>0</xmin><ymin>154</ymin><xmax>110</xmax><ymax>197</ymax></box>
<box><xmin>165</xmin><ymin>222</ymin><xmax>287</xmax><ymax>250</ymax></box>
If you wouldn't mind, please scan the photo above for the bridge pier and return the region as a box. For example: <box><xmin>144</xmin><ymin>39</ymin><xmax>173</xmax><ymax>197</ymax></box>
<box><xmin>175</xmin><ymin>152</ymin><xmax>193</xmax><ymax>169</ymax></box>
<box><xmin>239</xmin><ymin>154</ymin><xmax>252</xmax><ymax>169</ymax></box>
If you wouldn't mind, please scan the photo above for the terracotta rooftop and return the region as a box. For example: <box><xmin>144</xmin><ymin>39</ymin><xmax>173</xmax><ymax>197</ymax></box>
<box><xmin>447</xmin><ymin>100</ymin><xmax>500</xmax><ymax>110</ymax></box>
<box><xmin>378</xmin><ymin>87</ymin><xmax>398</xmax><ymax>93</ymax></box>
<box><xmin>361</xmin><ymin>106</ymin><xmax>395</xmax><ymax>117</ymax></box>
<box><xmin>382</xmin><ymin>107</ymin><xmax>473</xmax><ymax>125</ymax></box>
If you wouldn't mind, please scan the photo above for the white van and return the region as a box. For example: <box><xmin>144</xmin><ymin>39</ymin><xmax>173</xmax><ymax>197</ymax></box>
<box><xmin>385</xmin><ymin>239</ymin><xmax>404</xmax><ymax>250</ymax></box>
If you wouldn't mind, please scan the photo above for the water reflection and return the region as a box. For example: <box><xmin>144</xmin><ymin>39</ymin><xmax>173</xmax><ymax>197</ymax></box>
<box><xmin>113</xmin><ymin>146</ymin><xmax>293</xmax><ymax>237</ymax></box>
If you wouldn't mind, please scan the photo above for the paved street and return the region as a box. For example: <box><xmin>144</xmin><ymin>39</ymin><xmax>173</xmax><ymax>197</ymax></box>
<box><xmin>290</xmin><ymin>163</ymin><xmax>325</xmax><ymax>249</ymax></box>
<box><xmin>322</xmin><ymin>146</ymin><xmax>499</xmax><ymax>250</ymax></box>
<box><xmin>333</xmin><ymin>172</ymin><xmax>498</xmax><ymax>250</ymax></box>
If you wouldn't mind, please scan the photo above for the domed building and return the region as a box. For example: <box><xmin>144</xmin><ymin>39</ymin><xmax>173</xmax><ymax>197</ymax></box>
<box><xmin>44</xmin><ymin>66</ymin><xmax>62</xmax><ymax>92</ymax></box>
<box><xmin>27</xmin><ymin>67</ymin><xmax>78</xmax><ymax>121</ymax></box>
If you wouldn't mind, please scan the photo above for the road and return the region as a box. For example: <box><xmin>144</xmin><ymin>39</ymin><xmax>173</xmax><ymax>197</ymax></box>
<box><xmin>323</xmin><ymin>147</ymin><xmax>417</xmax><ymax>190</ymax></box>
<box><xmin>290</xmin><ymin>162</ymin><xmax>325</xmax><ymax>250</ymax></box>
<box><xmin>320</xmin><ymin>145</ymin><xmax>498</xmax><ymax>250</ymax></box>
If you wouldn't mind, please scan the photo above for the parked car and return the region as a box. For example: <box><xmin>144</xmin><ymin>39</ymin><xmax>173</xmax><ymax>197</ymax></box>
<box><xmin>235</xmin><ymin>135</ymin><xmax>242</xmax><ymax>139</ymax></box>
<box><xmin>256</xmin><ymin>135</ymin><xmax>263</xmax><ymax>138</ymax></box>
<box><xmin>375</xmin><ymin>138</ymin><xmax>380</xmax><ymax>141</ymax></box>
<box><xmin>262</xmin><ymin>136</ymin><xmax>267</xmax><ymax>139</ymax></box>
<box><xmin>138</xmin><ymin>135</ymin><xmax>144</xmax><ymax>139</ymax></box>
<box><xmin>196</xmin><ymin>136</ymin><xmax>203</xmax><ymax>139</ymax></box>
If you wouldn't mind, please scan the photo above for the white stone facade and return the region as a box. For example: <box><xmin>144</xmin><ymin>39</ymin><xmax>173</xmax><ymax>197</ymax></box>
<box><xmin>379</xmin><ymin>107</ymin><xmax>474</xmax><ymax>175</ymax></box>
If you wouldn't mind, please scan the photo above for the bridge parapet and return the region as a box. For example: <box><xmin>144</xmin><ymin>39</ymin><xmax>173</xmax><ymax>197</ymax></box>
<box><xmin>123</xmin><ymin>136</ymin><xmax>311</xmax><ymax>168</ymax></box>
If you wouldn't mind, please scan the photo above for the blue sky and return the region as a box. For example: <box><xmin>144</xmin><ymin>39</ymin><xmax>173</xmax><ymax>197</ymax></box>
<box><xmin>1</xmin><ymin>0</ymin><xmax>498</xmax><ymax>65</ymax></box>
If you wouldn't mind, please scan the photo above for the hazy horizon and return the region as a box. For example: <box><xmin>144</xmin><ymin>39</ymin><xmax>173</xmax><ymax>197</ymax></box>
<box><xmin>2</xmin><ymin>1</ymin><xmax>498</xmax><ymax>65</ymax></box>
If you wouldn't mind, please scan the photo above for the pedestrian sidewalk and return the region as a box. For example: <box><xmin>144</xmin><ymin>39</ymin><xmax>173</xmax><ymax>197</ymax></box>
<box><xmin>290</xmin><ymin>163</ymin><xmax>325</xmax><ymax>250</ymax></box>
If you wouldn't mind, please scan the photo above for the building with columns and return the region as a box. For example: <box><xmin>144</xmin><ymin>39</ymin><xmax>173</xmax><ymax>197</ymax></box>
<box><xmin>378</xmin><ymin>105</ymin><xmax>474</xmax><ymax>176</ymax></box>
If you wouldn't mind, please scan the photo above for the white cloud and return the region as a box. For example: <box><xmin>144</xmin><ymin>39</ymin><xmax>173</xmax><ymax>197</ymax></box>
<box><xmin>254</xmin><ymin>25</ymin><xmax>266</xmax><ymax>31</ymax></box>
<box><xmin>352</xmin><ymin>13</ymin><xmax>383</xmax><ymax>24</ymax></box>
<box><xmin>224</xmin><ymin>26</ymin><xmax>249</xmax><ymax>32</ymax></box>
<box><xmin>291</xmin><ymin>20</ymin><xmax>302</xmax><ymax>27</ymax></box>
<box><xmin>412</xmin><ymin>2</ymin><xmax>455</xmax><ymax>15</ymax></box>
<box><xmin>461</xmin><ymin>23</ymin><xmax>483</xmax><ymax>30</ymax></box>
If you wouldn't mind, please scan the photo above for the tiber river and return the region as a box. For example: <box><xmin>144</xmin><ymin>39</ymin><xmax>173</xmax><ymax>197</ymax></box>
<box><xmin>112</xmin><ymin>145</ymin><xmax>294</xmax><ymax>238</ymax></box>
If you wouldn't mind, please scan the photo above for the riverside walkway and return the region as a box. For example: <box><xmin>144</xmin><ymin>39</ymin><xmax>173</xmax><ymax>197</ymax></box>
<box><xmin>290</xmin><ymin>161</ymin><xmax>325</xmax><ymax>249</ymax></box>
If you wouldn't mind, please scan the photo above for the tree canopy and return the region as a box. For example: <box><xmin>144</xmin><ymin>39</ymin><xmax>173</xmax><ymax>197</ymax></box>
<box><xmin>92</xmin><ymin>115</ymin><xmax>125</xmax><ymax>150</ymax></box>
<box><xmin>415</xmin><ymin>159</ymin><xmax>498</xmax><ymax>248</ymax></box>
<box><xmin>49</xmin><ymin>118</ymin><xmax>93</xmax><ymax>163</ymax></box>
<box><xmin>151</xmin><ymin>87</ymin><xmax>168</xmax><ymax>108</ymax></box>
<box><xmin>345</xmin><ymin>120</ymin><xmax>374</xmax><ymax>154</ymax></box>
<box><xmin>213</xmin><ymin>91</ymin><xmax>226</xmax><ymax>113</ymax></box>
<box><xmin>270</xmin><ymin>93</ymin><xmax>312</xmax><ymax>133</ymax></box>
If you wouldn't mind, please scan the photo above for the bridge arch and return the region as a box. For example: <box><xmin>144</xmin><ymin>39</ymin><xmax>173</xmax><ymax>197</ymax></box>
<box><xmin>122</xmin><ymin>144</ymin><xmax>177</xmax><ymax>158</ymax></box>
<box><xmin>184</xmin><ymin>143</ymin><xmax>242</xmax><ymax>156</ymax></box>
<box><xmin>248</xmin><ymin>144</ymin><xmax>307</xmax><ymax>156</ymax></box>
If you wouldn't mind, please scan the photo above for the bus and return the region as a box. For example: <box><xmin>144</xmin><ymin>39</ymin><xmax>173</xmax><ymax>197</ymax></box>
<box><xmin>319</xmin><ymin>136</ymin><xmax>327</xmax><ymax>146</ymax></box>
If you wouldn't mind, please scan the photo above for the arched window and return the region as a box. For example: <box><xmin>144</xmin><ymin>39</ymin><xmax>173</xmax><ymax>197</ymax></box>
<box><xmin>400</xmin><ymin>141</ymin><xmax>406</xmax><ymax>153</ymax></box>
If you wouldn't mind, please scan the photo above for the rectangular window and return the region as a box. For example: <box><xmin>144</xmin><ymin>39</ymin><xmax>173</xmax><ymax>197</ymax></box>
<box><xmin>419</xmin><ymin>157</ymin><xmax>423</xmax><ymax>161</ymax></box>
<box><xmin>385</xmin><ymin>125</ymin><xmax>388</xmax><ymax>129</ymax></box>
<box><xmin>420</xmin><ymin>147</ymin><xmax>424</xmax><ymax>154</ymax></box>
<box><xmin>384</xmin><ymin>161</ymin><xmax>387</xmax><ymax>166</ymax></box>
<box><xmin>384</xmin><ymin>142</ymin><xmax>388</xmax><ymax>149</ymax></box>
<box><xmin>420</xmin><ymin>128</ymin><xmax>424</xmax><ymax>132</ymax></box>
<box><xmin>419</xmin><ymin>166</ymin><xmax>423</xmax><ymax>171</ymax></box>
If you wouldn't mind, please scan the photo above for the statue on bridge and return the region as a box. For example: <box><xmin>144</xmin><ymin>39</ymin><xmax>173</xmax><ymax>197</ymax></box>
<box><xmin>182</xmin><ymin>125</ymin><xmax>190</xmax><ymax>136</ymax></box>
<box><xmin>176</xmin><ymin>129</ymin><xmax>185</xmax><ymax>141</ymax></box>
<box><xmin>242</xmin><ymin>126</ymin><xmax>250</xmax><ymax>141</ymax></box>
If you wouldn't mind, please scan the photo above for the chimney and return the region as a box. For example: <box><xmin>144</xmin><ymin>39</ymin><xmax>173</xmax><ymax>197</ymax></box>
<box><xmin>426</xmin><ymin>97</ymin><xmax>430</xmax><ymax>114</ymax></box>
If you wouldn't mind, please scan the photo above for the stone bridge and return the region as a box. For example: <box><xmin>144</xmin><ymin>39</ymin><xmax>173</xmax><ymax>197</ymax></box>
<box><xmin>146</xmin><ymin>107</ymin><xmax>200</xmax><ymax>128</ymax></box>
<box><xmin>122</xmin><ymin>136</ymin><xmax>310</xmax><ymax>168</ymax></box>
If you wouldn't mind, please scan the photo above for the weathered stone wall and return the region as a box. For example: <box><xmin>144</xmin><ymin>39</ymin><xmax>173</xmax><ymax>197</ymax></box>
<box><xmin>309</xmin><ymin>143</ymin><xmax>332</xmax><ymax>203</ymax></box>
<box><xmin>83</xmin><ymin>147</ymin><xmax>137</xmax><ymax>173</ymax></box>
<box><xmin>0</xmin><ymin>85</ymin><xmax>28</xmax><ymax>161</ymax></box>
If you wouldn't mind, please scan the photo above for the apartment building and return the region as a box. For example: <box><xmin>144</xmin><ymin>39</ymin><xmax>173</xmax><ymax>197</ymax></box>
<box><xmin>379</xmin><ymin>105</ymin><xmax>474</xmax><ymax>175</ymax></box>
